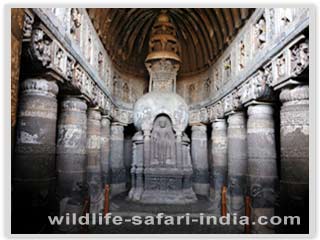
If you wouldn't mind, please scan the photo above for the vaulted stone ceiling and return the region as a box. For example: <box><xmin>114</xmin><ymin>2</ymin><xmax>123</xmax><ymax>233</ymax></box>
<box><xmin>87</xmin><ymin>8</ymin><xmax>255</xmax><ymax>77</ymax></box>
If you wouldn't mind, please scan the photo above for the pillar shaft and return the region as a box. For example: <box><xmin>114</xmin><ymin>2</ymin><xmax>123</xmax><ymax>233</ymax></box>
<box><xmin>101</xmin><ymin>116</ymin><xmax>111</xmax><ymax>185</ymax></box>
<box><xmin>128</xmin><ymin>131</ymin><xmax>144</xmax><ymax>201</ymax></box>
<box><xmin>87</xmin><ymin>108</ymin><xmax>103</xmax><ymax>213</ymax></box>
<box><xmin>279</xmin><ymin>85</ymin><xmax>309</xmax><ymax>233</ymax></box>
<box><xmin>247</xmin><ymin>104</ymin><xmax>278</xmax><ymax>233</ymax></box>
<box><xmin>110</xmin><ymin>123</ymin><xmax>126</xmax><ymax>196</ymax></box>
<box><xmin>191</xmin><ymin>124</ymin><xmax>209</xmax><ymax>196</ymax></box>
<box><xmin>13</xmin><ymin>78</ymin><xmax>59</xmax><ymax>232</ymax></box>
<box><xmin>227</xmin><ymin>111</ymin><xmax>247</xmax><ymax>216</ymax></box>
<box><xmin>56</xmin><ymin>96</ymin><xmax>87</xmax><ymax>210</ymax></box>
<box><xmin>211</xmin><ymin>119</ymin><xmax>228</xmax><ymax>212</ymax></box>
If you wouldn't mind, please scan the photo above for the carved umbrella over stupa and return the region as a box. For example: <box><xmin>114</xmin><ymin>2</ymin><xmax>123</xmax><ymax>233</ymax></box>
<box><xmin>145</xmin><ymin>10</ymin><xmax>181</xmax><ymax>93</ymax></box>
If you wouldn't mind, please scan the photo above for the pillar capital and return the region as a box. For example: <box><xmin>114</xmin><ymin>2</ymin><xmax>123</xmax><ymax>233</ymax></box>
<box><xmin>87</xmin><ymin>107</ymin><xmax>102</xmax><ymax>121</ymax></box>
<box><xmin>279</xmin><ymin>84</ymin><xmax>309</xmax><ymax>104</ymax></box>
<box><xmin>20</xmin><ymin>78</ymin><xmax>59</xmax><ymax>97</ymax></box>
<box><xmin>60</xmin><ymin>95</ymin><xmax>87</xmax><ymax>113</ymax></box>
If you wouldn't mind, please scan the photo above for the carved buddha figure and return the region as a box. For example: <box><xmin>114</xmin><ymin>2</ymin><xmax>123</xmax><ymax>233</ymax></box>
<box><xmin>151</xmin><ymin>115</ymin><xmax>175</xmax><ymax>166</ymax></box>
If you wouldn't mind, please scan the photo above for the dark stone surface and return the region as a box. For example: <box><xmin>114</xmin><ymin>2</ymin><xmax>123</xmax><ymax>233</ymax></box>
<box><xmin>12</xmin><ymin>78</ymin><xmax>59</xmax><ymax>233</ymax></box>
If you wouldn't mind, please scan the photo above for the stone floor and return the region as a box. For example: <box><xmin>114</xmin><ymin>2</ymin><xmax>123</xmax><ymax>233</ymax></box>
<box><xmin>89</xmin><ymin>193</ymin><xmax>244</xmax><ymax>234</ymax></box>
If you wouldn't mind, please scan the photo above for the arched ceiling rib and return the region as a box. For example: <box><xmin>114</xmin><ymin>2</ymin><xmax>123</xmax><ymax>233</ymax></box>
<box><xmin>87</xmin><ymin>8</ymin><xmax>255</xmax><ymax>77</ymax></box>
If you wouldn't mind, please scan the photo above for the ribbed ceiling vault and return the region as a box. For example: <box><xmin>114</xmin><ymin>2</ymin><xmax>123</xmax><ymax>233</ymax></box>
<box><xmin>87</xmin><ymin>8</ymin><xmax>255</xmax><ymax>77</ymax></box>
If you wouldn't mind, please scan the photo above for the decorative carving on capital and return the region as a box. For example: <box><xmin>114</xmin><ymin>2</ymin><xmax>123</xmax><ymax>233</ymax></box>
<box><xmin>239</xmin><ymin>70</ymin><xmax>274</xmax><ymax>106</ymax></box>
<box><xmin>189</xmin><ymin>108</ymin><xmax>208</xmax><ymax>125</ymax></box>
<box><xmin>30</xmin><ymin>27</ymin><xmax>52</xmax><ymax>67</ymax></box>
<box><xmin>208</xmin><ymin>100</ymin><xmax>224</xmax><ymax>121</ymax></box>
<box><xmin>223</xmin><ymin>90</ymin><xmax>241</xmax><ymax>114</ymax></box>
<box><xmin>112</xmin><ymin>108</ymin><xmax>133</xmax><ymax>125</ymax></box>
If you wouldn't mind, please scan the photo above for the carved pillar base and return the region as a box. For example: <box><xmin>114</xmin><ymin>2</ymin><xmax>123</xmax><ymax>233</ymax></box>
<box><xmin>279</xmin><ymin>85</ymin><xmax>309</xmax><ymax>233</ymax></box>
<box><xmin>227</xmin><ymin>111</ymin><xmax>247</xmax><ymax>216</ymax></box>
<box><xmin>13</xmin><ymin>78</ymin><xmax>59</xmax><ymax>233</ymax></box>
<box><xmin>210</xmin><ymin>119</ymin><xmax>228</xmax><ymax>214</ymax></box>
<box><xmin>247</xmin><ymin>104</ymin><xmax>278</xmax><ymax>233</ymax></box>
<box><xmin>87</xmin><ymin>109</ymin><xmax>104</xmax><ymax>213</ymax></box>
<box><xmin>191</xmin><ymin>124</ymin><xmax>209</xmax><ymax>196</ymax></box>
<box><xmin>110</xmin><ymin>123</ymin><xmax>126</xmax><ymax>197</ymax></box>
<box><xmin>56</xmin><ymin>96</ymin><xmax>88</xmax><ymax>232</ymax></box>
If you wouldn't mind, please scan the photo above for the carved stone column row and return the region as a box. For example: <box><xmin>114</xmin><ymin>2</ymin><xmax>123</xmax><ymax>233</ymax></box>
<box><xmin>206</xmin><ymin>83</ymin><xmax>309</xmax><ymax>234</ymax></box>
<box><xmin>12</xmin><ymin>77</ymin><xmax>119</xmax><ymax>232</ymax></box>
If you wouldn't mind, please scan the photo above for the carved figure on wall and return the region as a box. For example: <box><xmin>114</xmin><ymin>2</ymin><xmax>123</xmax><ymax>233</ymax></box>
<box><xmin>224</xmin><ymin>56</ymin><xmax>231</xmax><ymax>79</ymax></box>
<box><xmin>98</xmin><ymin>52</ymin><xmax>104</xmax><ymax>76</ymax></box>
<box><xmin>276</xmin><ymin>55</ymin><xmax>286</xmax><ymax>78</ymax></box>
<box><xmin>204</xmin><ymin>78</ymin><xmax>211</xmax><ymax>98</ymax></box>
<box><xmin>239</xmin><ymin>40</ymin><xmax>245</xmax><ymax>69</ymax></box>
<box><xmin>122</xmin><ymin>83</ymin><xmax>129</xmax><ymax>102</ymax></box>
<box><xmin>55</xmin><ymin>48</ymin><xmax>64</xmax><ymax>73</ymax></box>
<box><xmin>254</xmin><ymin>17</ymin><xmax>266</xmax><ymax>49</ymax></box>
<box><xmin>188</xmin><ymin>84</ymin><xmax>196</xmax><ymax>103</ymax></box>
<box><xmin>280</xmin><ymin>8</ymin><xmax>293</xmax><ymax>26</ymax></box>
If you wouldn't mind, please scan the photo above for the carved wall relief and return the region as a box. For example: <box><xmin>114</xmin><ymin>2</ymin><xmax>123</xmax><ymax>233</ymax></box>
<box><xmin>70</xmin><ymin>8</ymin><xmax>81</xmax><ymax>43</ymax></box>
<box><xmin>204</xmin><ymin>78</ymin><xmax>211</xmax><ymax>98</ymax></box>
<box><xmin>239</xmin><ymin>40</ymin><xmax>246</xmax><ymax>70</ymax></box>
<box><xmin>98</xmin><ymin>51</ymin><xmax>104</xmax><ymax>77</ymax></box>
<box><xmin>223</xmin><ymin>55</ymin><xmax>231</xmax><ymax>79</ymax></box>
<box><xmin>254</xmin><ymin>14</ymin><xmax>267</xmax><ymax>50</ymax></box>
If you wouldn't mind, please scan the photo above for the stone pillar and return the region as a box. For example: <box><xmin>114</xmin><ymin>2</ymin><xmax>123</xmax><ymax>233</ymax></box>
<box><xmin>56</xmin><ymin>96</ymin><xmax>88</xmax><ymax>223</ymax></box>
<box><xmin>210</xmin><ymin>119</ymin><xmax>228</xmax><ymax>213</ymax></box>
<box><xmin>87</xmin><ymin>108</ymin><xmax>103</xmax><ymax>213</ymax></box>
<box><xmin>191</xmin><ymin>124</ymin><xmax>209</xmax><ymax>196</ymax></box>
<box><xmin>128</xmin><ymin>131</ymin><xmax>144</xmax><ymax>201</ymax></box>
<box><xmin>110</xmin><ymin>122</ymin><xmax>126</xmax><ymax>196</ymax></box>
<box><xmin>101</xmin><ymin>115</ymin><xmax>111</xmax><ymax>185</ymax></box>
<box><xmin>182</xmin><ymin>134</ymin><xmax>197</xmax><ymax>203</ymax></box>
<box><xmin>227</xmin><ymin>111</ymin><xmax>247</xmax><ymax>216</ymax></box>
<box><xmin>247</xmin><ymin>104</ymin><xmax>278</xmax><ymax>233</ymax></box>
<box><xmin>279</xmin><ymin>85</ymin><xmax>309</xmax><ymax>233</ymax></box>
<box><xmin>13</xmin><ymin>78</ymin><xmax>59</xmax><ymax>232</ymax></box>
<box><xmin>124</xmin><ymin>134</ymin><xmax>133</xmax><ymax>189</ymax></box>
